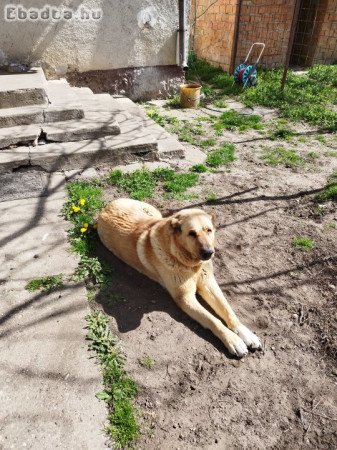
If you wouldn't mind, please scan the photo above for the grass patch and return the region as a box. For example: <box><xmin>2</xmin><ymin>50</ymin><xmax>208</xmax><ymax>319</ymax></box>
<box><xmin>63</xmin><ymin>180</ymin><xmax>105</xmax><ymax>256</ymax></box>
<box><xmin>73</xmin><ymin>255</ymin><xmax>112</xmax><ymax>286</ymax></box>
<box><xmin>63</xmin><ymin>180</ymin><xmax>140</xmax><ymax>447</ymax></box>
<box><xmin>145</xmin><ymin>106</ymin><xmax>205</xmax><ymax>145</ymax></box>
<box><xmin>166</xmin><ymin>94</ymin><xmax>181</xmax><ymax>108</ymax></box>
<box><xmin>108</xmin><ymin>167</ymin><xmax>199</xmax><ymax>200</ymax></box>
<box><xmin>213</xmin><ymin>110</ymin><xmax>263</xmax><ymax>134</ymax></box>
<box><xmin>315</xmin><ymin>134</ymin><xmax>327</xmax><ymax>144</ymax></box>
<box><xmin>188</xmin><ymin>56</ymin><xmax>337</xmax><ymax>131</ymax></box>
<box><xmin>292</xmin><ymin>236</ymin><xmax>314</xmax><ymax>251</ymax></box>
<box><xmin>326</xmin><ymin>150</ymin><xmax>337</xmax><ymax>157</ymax></box>
<box><xmin>271</xmin><ymin>126</ymin><xmax>295</xmax><ymax>141</ymax></box>
<box><xmin>108</xmin><ymin>168</ymin><xmax>156</xmax><ymax>201</ymax></box>
<box><xmin>26</xmin><ymin>274</ymin><xmax>63</xmax><ymax>293</ymax></box>
<box><xmin>261</xmin><ymin>146</ymin><xmax>304</xmax><ymax>167</ymax></box>
<box><xmin>199</xmin><ymin>138</ymin><xmax>216</xmax><ymax>149</ymax></box>
<box><xmin>138</xmin><ymin>355</ymin><xmax>155</xmax><ymax>369</ymax></box>
<box><xmin>315</xmin><ymin>172</ymin><xmax>337</xmax><ymax>202</ymax></box>
<box><xmin>206</xmin><ymin>143</ymin><xmax>235</xmax><ymax>168</ymax></box>
<box><xmin>191</xmin><ymin>164</ymin><xmax>208</xmax><ymax>173</ymax></box>
<box><xmin>86</xmin><ymin>311</ymin><xmax>139</xmax><ymax>448</ymax></box>
<box><xmin>307</xmin><ymin>151</ymin><xmax>319</xmax><ymax>159</ymax></box>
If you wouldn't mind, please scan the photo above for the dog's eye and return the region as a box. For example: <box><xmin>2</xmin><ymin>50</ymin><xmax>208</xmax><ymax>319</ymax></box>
<box><xmin>188</xmin><ymin>230</ymin><xmax>197</xmax><ymax>237</ymax></box>
<box><xmin>207</xmin><ymin>228</ymin><xmax>212</xmax><ymax>233</ymax></box>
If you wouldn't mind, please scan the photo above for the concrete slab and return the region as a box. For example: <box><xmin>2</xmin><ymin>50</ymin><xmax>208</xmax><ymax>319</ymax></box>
<box><xmin>0</xmin><ymin>172</ymin><xmax>107</xmax><ymax>448</ymax></box>
<box><xmin>30</xmin><ymin>134</ymin><xmax>158</xmax><ymax>171</ymax></box>
<box><xmin>0</xmin><ymin>171</ymin><xmax>48</xmax><ymax>202</ymax></box>
<box><xmin>0</xmin><ymin>105</ymin><xmax>44</xmax><ymax>128</ymax></box>
<box><xmin>0</xmin><ymin>147</ymin><xmax>30</xmax><ymax>174</ymax></box>
<box><xmin>42</xmin><ymin>119</ymin><xmax>120</xmax><ymax>142</ymax></box>
<box><xmin>0</xmin><ymin>68</ymin><xmax>48</xmax><ymax>108</ymax></box>
<box><xmin>0</xmin><ymin>124</ymin><xmax>41</xmax><ymax>149</ymax></box>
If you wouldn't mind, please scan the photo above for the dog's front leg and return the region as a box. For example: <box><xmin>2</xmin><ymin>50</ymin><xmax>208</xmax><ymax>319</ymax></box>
<box><xmin>197</xmin><ymin>273</ymin><xmax>261</xmax><ymax>350</ymax></box>
<box><xmin>171</xmin><ymin>285</ymin><xmax>249</xmax><ymax>358</ymax></box>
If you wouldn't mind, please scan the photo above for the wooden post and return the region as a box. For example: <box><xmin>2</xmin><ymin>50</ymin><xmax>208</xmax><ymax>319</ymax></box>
<box><xmin>281</xmin><ymin>0</ymin><xmax>302</xmax><ymax>90</ymax></box>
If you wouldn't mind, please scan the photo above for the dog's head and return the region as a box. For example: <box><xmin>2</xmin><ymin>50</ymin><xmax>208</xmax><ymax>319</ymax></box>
<box><xmin>170</xmin><ymin>208</ymin><xmax>215</xmax><ymax>264</ymax></box>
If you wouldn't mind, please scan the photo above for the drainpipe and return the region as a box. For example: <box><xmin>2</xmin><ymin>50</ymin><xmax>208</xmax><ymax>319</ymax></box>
<box><xmin>177</xmin><ymin>0</ymin><xmax>188</xmax><ymax>69</ymax></box>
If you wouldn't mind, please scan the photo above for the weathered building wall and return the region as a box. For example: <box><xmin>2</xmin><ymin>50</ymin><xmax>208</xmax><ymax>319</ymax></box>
<box><xmin>191</xmin><ymin>0</ymin><xmax>238</xmax><ymax>72</ymax></box>
<box><xmin>0</xmin><ymin>0</ymin><xmax>185</xmax><ymax>100</ymax></box>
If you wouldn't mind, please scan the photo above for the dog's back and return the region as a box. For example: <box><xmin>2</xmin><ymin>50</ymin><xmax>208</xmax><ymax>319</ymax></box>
<box><xmin>97</xmin><ymin>198</ymin><xmax>162</xmax><ymax>276</ymax></box>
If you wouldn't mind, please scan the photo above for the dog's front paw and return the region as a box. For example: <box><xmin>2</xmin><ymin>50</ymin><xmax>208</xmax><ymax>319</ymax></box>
<box><xmin>235</xmin><ymin>324</ymin><xmax>261</xmax><ymax>350</ymax></box>
<box><xmin>226</xmin><ymin>333</ymin><xmax>248</xmax><ymax>358</ymax></box>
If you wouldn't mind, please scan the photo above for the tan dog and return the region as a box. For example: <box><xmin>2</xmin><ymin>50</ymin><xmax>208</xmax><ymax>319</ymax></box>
<box><xmin>98</xmin><ymin>198</ymin><xmax>261</xmax><ymax>357</ymax></box>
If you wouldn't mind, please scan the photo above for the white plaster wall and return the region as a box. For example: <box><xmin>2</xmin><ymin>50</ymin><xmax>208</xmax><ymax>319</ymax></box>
<box><xmin>0</xmin><ymin>0</ymin><xmax>179</xmax><ymax>73</ymax></box>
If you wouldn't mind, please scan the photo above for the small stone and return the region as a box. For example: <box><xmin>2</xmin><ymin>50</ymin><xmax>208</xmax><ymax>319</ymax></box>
<box><xmin>33</xmin><ymin>254</ymin><xmax>39</xmax><ymax>259</ymax></box>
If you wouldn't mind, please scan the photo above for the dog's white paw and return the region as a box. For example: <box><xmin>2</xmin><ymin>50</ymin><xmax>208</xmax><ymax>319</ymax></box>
<box><xmin>235</xmin><ymin>324</ymin><xmax>261</xmax><ymax>350</ymax></box>
<box><xmin>226</xmin><ymin>334</ymin><xmax>248</xmax><ymax>358</ymax></box>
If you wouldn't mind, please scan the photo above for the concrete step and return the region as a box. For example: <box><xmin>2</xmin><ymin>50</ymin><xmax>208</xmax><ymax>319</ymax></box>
<box><xmin>0</xmin><ymin>124</ymin><xmax>41</xmax><ymax>149</ymax></box>
<box><xmin>42</xmin><ymin>118</ymin><xmax>120</xmax><ymax>142</ymax></box>
<box><xmin>0</xmin><ymin>133</ymin><xmax>158</xmax><ymax>174</ymax></box>
<box><xmin>0</xmin><ymin>67</ymin><xmax>48</xmax><ymax>108</ymax></box>
<box><xmin>0</xmin><ymin>104</ymin><xmax>84</xmax><ymax>128</ymax></box>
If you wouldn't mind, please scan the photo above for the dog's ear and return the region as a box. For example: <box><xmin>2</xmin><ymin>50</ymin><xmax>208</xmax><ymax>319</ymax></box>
<box><xmin>209</xmin><ymin>212</ymin><xmax>216</xmax><ymax>226</ymax></box>
<box><xmin>170</xmin><ymin>216</ymin><xmax>182</xmax><ymax>233</ymax></box>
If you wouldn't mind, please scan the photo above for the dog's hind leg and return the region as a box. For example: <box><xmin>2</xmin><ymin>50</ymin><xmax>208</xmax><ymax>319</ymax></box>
<box><xmin>197</xmin><ymin>274</ymin><xmax>261</xmax><ymax>350</ymax></box>
<box><xmin>173</xmin><ymin>291</ymin><xmax>248</xmax><ymax>358</ymax></box>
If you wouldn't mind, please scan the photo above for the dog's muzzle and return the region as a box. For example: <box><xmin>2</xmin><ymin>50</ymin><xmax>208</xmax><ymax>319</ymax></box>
<box><xmin>200</xmin><ymin>248</ymin><xmax>214</xmax><ymax>260</ymax></box>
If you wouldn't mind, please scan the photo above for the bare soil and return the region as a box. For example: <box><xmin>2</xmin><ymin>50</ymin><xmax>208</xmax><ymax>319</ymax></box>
<box><xmin>95</xmin><ymin>105</ymin><xmax>337</xmax><ymax>450</ymax></box>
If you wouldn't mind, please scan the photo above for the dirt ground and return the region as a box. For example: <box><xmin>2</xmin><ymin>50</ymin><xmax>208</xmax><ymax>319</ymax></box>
<box><xmin>95</xmin><ymin>103</ymin><xmax>337</xmax><ymax>450</ymax></box>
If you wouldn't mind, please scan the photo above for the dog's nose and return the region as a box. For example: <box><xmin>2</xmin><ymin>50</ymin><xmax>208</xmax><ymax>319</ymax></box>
<box><xmin>200</xmin><ymin>248</ymin><xmax>214</xmax><ymax>260</ymax></box>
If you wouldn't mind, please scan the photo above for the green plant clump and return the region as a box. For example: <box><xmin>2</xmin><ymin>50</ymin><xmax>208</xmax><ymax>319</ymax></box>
<box><xmin>261</xmin><ymin>146</ymin><xmax>304</xmax><ymax>167</ymax></box>
<box><xmin>315</xmin><ymin>172</ymin><xmax>337</xmax><ymax>201</ymax></box>
<box><xmin>292</xmin><ymin>236</ymin><xmax>314</xmax><ymax>251</ymax></box>
<box><xmin>26</xmin><ymin>274</ymin><xmax>64</xmax><ymax>293</ymax></box>
<box><xmin>206</xmin><ymin>143</ymin><xmax>235</xmax><ymax>168</ymax></box>
<box><xmin>213</xmin><ymin>110</ymin><xmax>263</xmax><ymax>134</ymax></box>
<box><xmin>86</xmin><ymin>311</ymin><xmax>139</xmax><ymax>448</ymax></box>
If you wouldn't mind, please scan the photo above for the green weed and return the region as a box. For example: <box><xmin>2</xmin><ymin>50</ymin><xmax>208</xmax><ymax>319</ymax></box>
<box><xmin>163</xmin><ymin>173</ymin><xmax>199</xmax><ymax>195</ymax></box>
<box><xmin>138</xmin><ymin>355</ymin><xmax>155</xmax><ymax>369</ymax></box>
<box><xmin>213</xmin><ymin>110</ymin><xmax>263</xmax><ymax>134</ymax></box>
<box><xmin>213</xmin><ymin>98</ymin><xmax>228</xmax><ymax>108</ymax></box>
<box><xmin>292</xmin><ymin>236</ymin><xmax>314</xmax><ymax>250</ymax></box>
<box><xmin>326</xmin><ymin>151</ymin><xmax>337</xmax><ymax>157</ymax></box>
<box><xmin>261</xmin><ymin>146</ymin><xmax>304</xmax><ymax>167</ymax></box>
<box><xmin>86</xmin><ymin>311</ymin><xmax>139</xmax><ymax>448</ymax></box>
<box><xmin>315</xmin><ymin>172</ymin><xmax>337</xmax><ymax>201</ymax></box>
<box><xmin>271</xmin><ymin>126</ymin><xmax>295</xmax><ymax>141</ymax></box>
<box><xmin>199</xmin><ymin>138</ymin><xmax>216</xmax><ymax>149</ymax></box>
<box><xmin>188</xmin><ymin>56</ymin><xmax>337</xmax><ymax>131</ymax></box>
<box><xmin>26</xmin><ymin>274</ymin><xmax>63</xmax><ymax>293</ymax></box>
<box><xmin>307</xmin><ymin>151</ymin><xmax>319</xmax><ymax>159</ymax></box>
<box><xmin>315</xmin><ymin>134</ymin><xmax>327</xmax><ymax>144</ymax></box>
<box><xmin>108</xmin><ymin>167</ymin><xmax>199</xmax><ymax>200</ymax></box>
<box><xmin>298</xmin><ymin>135</ymin><xmax>307</xmax><ymax>143</ymax></box>
<box><xmin>206</xmin><ymin>143</ymin><xmax>235</xmax><ymax>168</ymax></box>
<box><xmin>166</xmin><ymin>95</ymin><xmax>181</xmax><ymax>108</ymax></box>
<box><xmin>108</xmin><ymin>168</ymin><xmax>156</xmax><ymax>200</ymax></box>
<box><xmin>191</xmin><ymin>164</ymin><xmax>208</xmax><ymax>173</ymax></box>
<box><xmin>73</xmin><ymin>256</ymin><xmax>112</xmax><ymax>286</ymax></box>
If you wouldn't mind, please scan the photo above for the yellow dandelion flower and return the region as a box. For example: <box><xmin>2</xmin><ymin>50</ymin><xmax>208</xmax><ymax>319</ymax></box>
<box><xmin>83</xmin><ymin>223</ymin><xmax>89</xmax><ymax>228</ymax></box>
<box><xmin>80</xmin><ymin>199</ymin><xmax>86</xmax><ymax>206</ymax></box>
<box><xmin>80</xmin><ymin>227</ymin><xmax>87</xmax><ymax>233</ymax></box>
<box><xmin>72</xmin><ymin>206</ymin><xmax>81</xmax><ymax>213</ymax></box>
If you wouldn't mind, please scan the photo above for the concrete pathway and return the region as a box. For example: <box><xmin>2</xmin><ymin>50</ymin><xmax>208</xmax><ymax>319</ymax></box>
<box><xmin>0</xmin><ymin>172</ymin><xmax>107</xmax><ymax>449</ymax></box>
